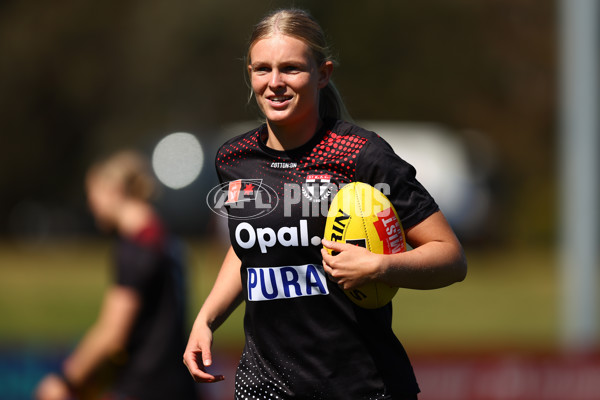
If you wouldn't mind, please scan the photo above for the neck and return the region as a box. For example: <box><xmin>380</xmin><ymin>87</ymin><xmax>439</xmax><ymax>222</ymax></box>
<box><xmin>265</xmin><ymin>117</ymin><xmax>322</xmax><ymax>151</ymax></box>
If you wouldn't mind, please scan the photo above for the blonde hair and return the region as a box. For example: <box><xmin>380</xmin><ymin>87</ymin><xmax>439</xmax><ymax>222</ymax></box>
<box><xmin>87</xmin><ymin>150</ymin><xmax>157</xmax><ymax>201</ymax></box>
<box><xmin>246</xmin><ymin>8</ymin><xmax>350</xmax><ymax>121</ymax></box>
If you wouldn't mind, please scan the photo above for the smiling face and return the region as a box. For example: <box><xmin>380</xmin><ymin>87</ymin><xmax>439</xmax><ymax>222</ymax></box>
<box><xmin>248</xmin><ymin>34</ymin><xmax>332</xmax><ymax>132</ymax></box>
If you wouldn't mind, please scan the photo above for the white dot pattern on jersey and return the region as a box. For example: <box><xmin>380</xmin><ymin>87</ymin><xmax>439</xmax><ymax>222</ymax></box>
<box><xmin>234</xmin><ymin>348</ymin><xmax>390</xmax><ymax>400</ymax></box>
<box><xmin>235</xmin><ymin>349</ymin><xmax>291</xmax><ymax>400</ymax></box>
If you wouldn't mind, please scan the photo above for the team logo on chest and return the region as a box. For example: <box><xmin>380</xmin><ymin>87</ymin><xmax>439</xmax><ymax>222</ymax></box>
<box><xmin>302</xmin><ymin>174</ymin><xmax>334</xmax><ymax>203</ymax></box>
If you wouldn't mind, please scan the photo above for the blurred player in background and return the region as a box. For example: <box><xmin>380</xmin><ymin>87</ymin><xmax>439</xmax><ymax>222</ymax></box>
<box><xmin>35</xmin><ymin>150</ymin><xmax>197</xmax><ymax>400</ymax></box>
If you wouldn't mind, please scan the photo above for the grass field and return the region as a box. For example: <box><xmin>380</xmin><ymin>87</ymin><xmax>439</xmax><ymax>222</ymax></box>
<box><xmin>0</xmin><ymin>238</ymin><xmax>571</xmax><ymax>355</ymax></box>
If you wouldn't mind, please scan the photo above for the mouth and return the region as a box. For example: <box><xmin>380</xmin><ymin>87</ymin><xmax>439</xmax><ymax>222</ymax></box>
<box><xmin>267</xmin><ymin>95</ymin><xmax>293</xmax><ymax>104</ymax></box>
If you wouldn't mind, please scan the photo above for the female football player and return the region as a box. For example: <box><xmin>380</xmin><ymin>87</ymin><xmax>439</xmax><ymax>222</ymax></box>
<box><xmin>35</xmin><ymin>151</ymin><xmax>196</xmax><ymax>400</ymax></box>
<box><xmin>184</xmin><ymin>8</ymin><xmax>467</xmax><ymax>400</ymax></box>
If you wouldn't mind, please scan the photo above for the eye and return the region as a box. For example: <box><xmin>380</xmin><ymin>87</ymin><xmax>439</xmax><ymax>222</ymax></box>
<box><xmin>252</xmin><ymin>64</ymin><xmax>271</xmax><ymax>74</ymax></box>
<box><xmin>282</xmin><ymin>65</ymin><xmax>301</xmax><ymax>74</ymax></box>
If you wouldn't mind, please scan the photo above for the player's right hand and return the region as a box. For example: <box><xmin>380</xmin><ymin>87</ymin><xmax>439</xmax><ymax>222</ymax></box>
<box><xmin>34</xmin><ymin>374</ymin><xmax>71</xmax><ymax>400</ymax></box>
<box><xmin>183</xmin><ymin>323</ymin><xmax>225</xmax><ymax>383</ymax></box>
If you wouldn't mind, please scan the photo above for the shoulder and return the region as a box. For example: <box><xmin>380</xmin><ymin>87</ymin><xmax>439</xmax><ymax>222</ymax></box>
<box><xmin>215</xmin><ymin>124</ymin><xmax>265</xmax><ymax>174</ymax></box>
<box><xmin>214</xmin><ymin>124</ymin><xmax>269</xmax><ymax>183</ymax></box>
<box><xmin>325</xmin><ymin>120</ymin><xmax>396</xmax><ymax>161</ymax></box>
<box><xmin>329</xmin><ymin>120</ymin><xmax>391</xmax><ymax>147</ymax></box>
<box><xmin>217</xmin><ymin>124</ymin><xmax>265</xmax><ymax>156</ymax></box>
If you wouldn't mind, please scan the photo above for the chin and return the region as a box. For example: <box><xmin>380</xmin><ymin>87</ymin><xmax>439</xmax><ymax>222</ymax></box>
<box><xmin>264</xmin><ymin>110</ymin><xmax>292</xmax><ymax>123</ymax></box>
<box><xmin>266</xmin><ymin>111</ymin><xmax>309</xmax><ymax>127</ymax></box>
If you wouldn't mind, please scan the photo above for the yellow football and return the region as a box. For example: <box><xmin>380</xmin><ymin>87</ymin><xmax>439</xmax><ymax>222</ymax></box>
<box><xmin>324</xmin><ymin>182</ymin><xmax>406</xmax><ymax>308</ymax></box>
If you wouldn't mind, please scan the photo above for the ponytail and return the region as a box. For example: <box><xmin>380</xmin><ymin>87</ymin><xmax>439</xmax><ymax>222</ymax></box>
<box><xmin>319</xmin><ymin>81</ymin><xmax>351</xmax><ymax>121</ymax></box>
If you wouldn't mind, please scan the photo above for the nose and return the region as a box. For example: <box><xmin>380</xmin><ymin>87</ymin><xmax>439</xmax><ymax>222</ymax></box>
<box><xmin>269</xmin><ymin>69</ymin><xmax>285</xmax><ymax>90</ymax></box>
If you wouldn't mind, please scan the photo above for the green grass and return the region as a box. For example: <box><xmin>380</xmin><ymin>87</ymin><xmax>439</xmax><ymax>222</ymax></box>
<box><xmin>394</xmin><ymin>247</ymin><xmax>560</xmax><ymax>354</ymax></box>
<box><xmin>0</xmin><ymin>239</ymin><xmax>579</xmax><ymax>355</ymax></box>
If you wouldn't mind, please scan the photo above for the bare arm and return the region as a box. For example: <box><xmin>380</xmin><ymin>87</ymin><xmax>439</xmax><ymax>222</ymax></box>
<box><xmin>63</xmin><ymin>286</ymin><xmax>140</xmax><ymax>384</ymax></box>
<box><xmin>183</xmin><ymin>246</ymin><xmax>243</xmax><ymax>383</ymax></box>
<box><xmin>35</xmin><ymin>286</ymin><xmax>140</xmax><ymax>400</ymax></box>
<box><xmin>322</xmin><ymin>211</ymin><xmax>467</xmax><ymax>290</ymax></box>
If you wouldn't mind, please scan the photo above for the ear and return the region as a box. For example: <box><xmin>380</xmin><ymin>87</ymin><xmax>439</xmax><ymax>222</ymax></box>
<box><xmin>318</xmin><ymin>60</ymin><xmax>334</xmax><ymax>89</ymax></box>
